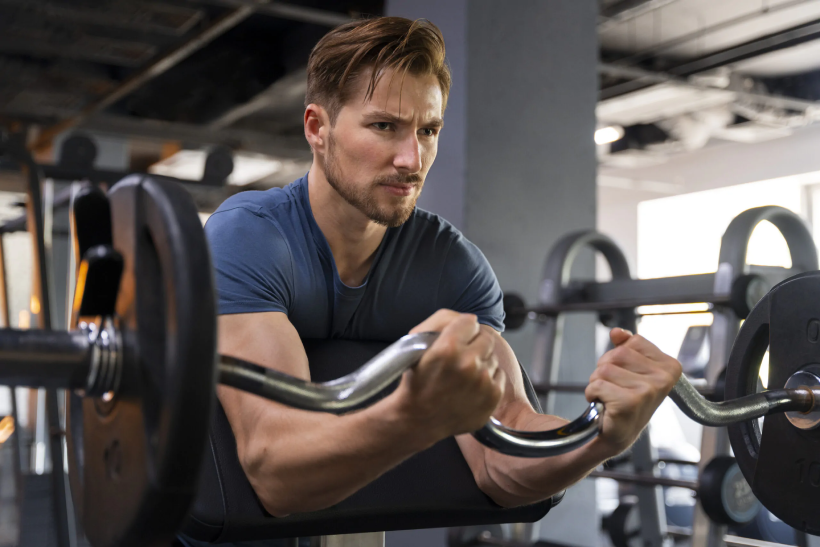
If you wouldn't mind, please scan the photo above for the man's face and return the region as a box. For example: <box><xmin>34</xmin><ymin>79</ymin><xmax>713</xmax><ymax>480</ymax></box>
<box><xmin>321</xmin><ymin>69</ymin><xmax>443</xmax><ymax>227</ymax></box>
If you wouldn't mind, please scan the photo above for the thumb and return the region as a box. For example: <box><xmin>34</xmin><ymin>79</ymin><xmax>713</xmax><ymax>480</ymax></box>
<box><xmin>610</xmin><ymin>327</ymin><xmax>633</xmax><ymax>346</ymax></box>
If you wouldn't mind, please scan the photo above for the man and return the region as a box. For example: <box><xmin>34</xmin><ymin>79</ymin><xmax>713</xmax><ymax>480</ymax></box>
<box><xmin>203</xmin><ymin>15</ymin><xmax>680</xmax><ymax>537</ymax></box>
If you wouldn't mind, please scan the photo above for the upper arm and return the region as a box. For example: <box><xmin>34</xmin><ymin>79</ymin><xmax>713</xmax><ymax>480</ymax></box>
<box><xmin>205</xmin><ymin>207</ymin><xmax>294</xmax><ymax>315</ymax></box>
<box><xmin>438</xmin><ymin>237</ymin><xmax>505</xmax><ymax>332</ymax></box>
<box><xmin>217</xmin><ymin>311</ymin><xmax>309</xmax><ymax>461</ymax></box>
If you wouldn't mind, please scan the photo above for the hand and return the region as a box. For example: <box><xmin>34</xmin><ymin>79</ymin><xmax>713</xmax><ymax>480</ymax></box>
<box><xmin>392</xmin><ymin>310</ymin><xmax>506</xmax><ymax>441</ymax></box>
<box><xmin>585</xmin><ymin>329</ymin><xmax>682</xmax><ymax>455</ymax></box>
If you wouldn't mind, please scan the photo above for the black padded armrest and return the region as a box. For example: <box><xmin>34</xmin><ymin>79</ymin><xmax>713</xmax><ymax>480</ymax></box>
<box><xmin>183</xmin><ymin>339</ymin><xmax>556</xmax><ymax>543</ymax></box>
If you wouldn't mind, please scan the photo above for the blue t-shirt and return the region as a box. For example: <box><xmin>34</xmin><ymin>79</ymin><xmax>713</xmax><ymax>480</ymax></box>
<box><xmin>204</xmin><ymin>174</ymin><xmax>505</xmax><ymax>339</ymax></box>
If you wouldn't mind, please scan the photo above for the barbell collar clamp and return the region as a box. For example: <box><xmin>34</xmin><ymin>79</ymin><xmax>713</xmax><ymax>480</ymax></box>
<box><xmin>0</xmin><ymin>322</ymin><xmax>121</xmax><ymax>397</ymax></box>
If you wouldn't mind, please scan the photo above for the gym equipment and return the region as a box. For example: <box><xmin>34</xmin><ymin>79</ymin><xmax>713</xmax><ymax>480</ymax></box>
<box><xmin>594</xmin><ymin>456</ymin><xmax>760</xmax><ymax>527</ymax></box>
<box><xmin>726</xmin><ymin>271</ymin><xmax>820</xmax><ymax>535</ymax></box>
<box><xmin>508</xmin><ymin>213</ymin><xmax>816</xmax><ymax>547</ymax></box>
<box><xmin>1</xmin><ymin>161</ymin><xmax>820</xmax><ymax>543</ymax></box>
<box><xmin>185</xmin><ymin>339</ymin><xmax>556</xmax><ymax>543</ymax></box>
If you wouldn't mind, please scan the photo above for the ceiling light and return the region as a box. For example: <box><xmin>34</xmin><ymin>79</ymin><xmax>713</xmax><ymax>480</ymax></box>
<box><xmin>595</xmin><ymin>125</ymin><xmax>625</xmax><ymax>145</ymax></box>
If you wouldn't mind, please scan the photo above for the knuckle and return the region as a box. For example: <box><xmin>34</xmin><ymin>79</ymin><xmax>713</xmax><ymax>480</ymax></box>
<box><xmin>610</xmin><ymin>346</ymin><xmax>628</xmax><ymax>362</ymax></box>
<box><xmin>598</xmin><ymin>362</ymin><xmax>617</xmax><ymax>379</ymax></box>
<box><xmin>436</xmin><ymin>337</ymin><xmax>461</xmax><ymax>362</ymax></box>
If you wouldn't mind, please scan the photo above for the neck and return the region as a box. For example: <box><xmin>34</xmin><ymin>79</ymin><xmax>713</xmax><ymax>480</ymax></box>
<box><xmin>307</xmin><ymin>165</ymin><xmax>388</xmax><ymax>287</ymax></box>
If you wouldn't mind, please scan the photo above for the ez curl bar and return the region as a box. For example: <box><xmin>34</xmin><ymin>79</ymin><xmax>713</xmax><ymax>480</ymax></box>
<box><xmin>1</xmin><ymin>176</ymin><xmax>818</xmax><ymax>546</ymax></box>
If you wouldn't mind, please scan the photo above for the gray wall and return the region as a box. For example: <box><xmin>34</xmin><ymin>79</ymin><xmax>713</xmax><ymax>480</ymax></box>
<box><xmin>464</xmin><ymin>3</ymin><xmax>599</xmax><ymax>546</ymax></box>
<box><xmin>386</xmin><ymin>1</ymin><xmax>599</xmax><ymax>546</ymax></box>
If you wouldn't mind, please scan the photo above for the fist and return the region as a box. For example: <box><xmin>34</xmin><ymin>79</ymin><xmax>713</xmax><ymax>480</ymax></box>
<box><xmin>585</xmin><ymin>329</ymin><xmax>682</xmax><ymax>454</ymax></box>
<box><xmin>394</xmin><ymin>310</ymin><xmax>507</xmax><ymax>440</ymax></box>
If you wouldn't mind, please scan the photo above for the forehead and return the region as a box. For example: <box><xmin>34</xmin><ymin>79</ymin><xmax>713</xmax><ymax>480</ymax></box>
<box><xmin>347</xmin><ymin>68</ymin><xmax>443</xmax><ymax>118</ymax></box>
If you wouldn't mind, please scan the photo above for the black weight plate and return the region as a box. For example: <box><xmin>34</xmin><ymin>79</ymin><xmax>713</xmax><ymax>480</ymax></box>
<box><xmin>602</xmin><ymin>500</ymin><xmax>641</xmax><ymax>547</ymax></box>
<box><xmin>726</xmin><ymin>271</ymin><xmax>820</xmax><ymax>535</ymax></box>
<box><xmin>698</xmin><ymin>456</ymin><xmax>759</xmax><ymax>525</ymax></box>
<box><xmin>66</xmin><ymin>175</ymin><xmax>217</xmax><ymax>547</ymax></box>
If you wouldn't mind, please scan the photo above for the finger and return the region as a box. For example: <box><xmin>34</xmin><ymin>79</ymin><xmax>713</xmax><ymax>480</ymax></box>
<box><xmin>585</xmin><ymin>377</ymin><xmax>631</xmax><ymax>404</ymax></box>
<box><xmin>409</xmin><ymin>309</ymin><xmax>463</xmax><ymax>334</ymax></box>
<box><xmin>591</xmin><ymin>363</ymin><xmax>651</xmax><ymax>390</ymax></box>
<box><xmin>609</xmin><ymin>327</ymin><xmax>633</xmax><ymax>346</ymax></box>
<box><xmin>440</xmin><ymin>313</ymin><xmax>481</xmax><ymax>345</ymax></box>
<box><xmin>601</xmin><ymin>346</ymin><xmax>660</xmax><ymax>375</ymax></box>
<box><xmin>621</xmin><ymin>334</ymin><xmax>665</xmax><ymax>358</ymax></box>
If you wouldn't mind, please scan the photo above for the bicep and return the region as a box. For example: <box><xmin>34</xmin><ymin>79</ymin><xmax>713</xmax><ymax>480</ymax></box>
<box><xmin>217</xmin><ymin>312</ymin><xmax>309</xmax><ymax>452</ymax></box>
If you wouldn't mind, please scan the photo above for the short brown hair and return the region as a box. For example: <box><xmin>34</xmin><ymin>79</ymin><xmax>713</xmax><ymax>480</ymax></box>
<box><xmin>305</xmin><ymin>17</ymin><xmax>451</xmax><ymax>123</ymax></box>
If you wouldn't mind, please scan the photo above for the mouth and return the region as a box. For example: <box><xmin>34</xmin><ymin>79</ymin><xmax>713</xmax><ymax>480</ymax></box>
<box><xmin>379</xmin><ymin>183</ymin><xmax>416</xmax><ymax>197</ymax></box>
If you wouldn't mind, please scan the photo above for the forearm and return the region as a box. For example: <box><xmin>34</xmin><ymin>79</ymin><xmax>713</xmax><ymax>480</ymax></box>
<box><xmin>237</xmin><ymin>391</ymin><xmax>436</xmax><ymax>517</ymax></box>
<box><xmin>466</xmin><ymin>403</ymin><xmax>621</xmax><ymax>507</ymax></box>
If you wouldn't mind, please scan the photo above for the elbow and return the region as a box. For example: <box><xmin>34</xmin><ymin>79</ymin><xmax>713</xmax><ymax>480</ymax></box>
<box><xmin>238</xmin><ymin>439</ymin><xmax>336</xmax><ymax>518</ymax></box>
<box><xmin>238</xmin><ymin>440</ymin><xmax>298</xmax><ymax>518</ymax></box>
<box><xmin>474</xmin><ymin>458</ymin><xmax>555</xmax><ymax>509</ymax></box>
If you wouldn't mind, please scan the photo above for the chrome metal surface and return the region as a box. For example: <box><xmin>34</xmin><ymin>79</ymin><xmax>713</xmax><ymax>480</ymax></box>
<box><xmin>218</xmin><ymin>332</ymin><xmax>438</xmax><ymax>412</ymax></box>
<box><xmin>670</xmin><ymin>374</ymin><xmax>815</xmax><ymax>426</ymax></box>
<box><xmin>80</xmin><ymin>319</ymin><xmax>122</xmax><ymax>398</ymax></box>
<box><xmin>472</xmin><ymin>403</ymin><xmax>603</xmax><ymax>458</ymax></box>
<box><xmin>218</xmin><ymin>333</ymin><xmax>820</xmax><ymax>458</ymax></box>
<box><xmin>785</xmin><ymin>365</ymin><xmax>820</xmax><ymax>430</ymax></box>
<box><xmin>218</xmin><ymin>332</ymin><xmax>604</xmax><ymax>458</ymax></box>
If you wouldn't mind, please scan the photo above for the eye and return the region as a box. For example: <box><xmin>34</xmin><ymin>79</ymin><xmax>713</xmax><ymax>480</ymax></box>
<box><xmin>419</xmin><ymin>128</ymin><xmax>439</xmax><ymax>138</ymax></box>
<box><xmin>372</xmin><ymin>122</ymin><xmax>393</xmax><ymax>131</ymax></box>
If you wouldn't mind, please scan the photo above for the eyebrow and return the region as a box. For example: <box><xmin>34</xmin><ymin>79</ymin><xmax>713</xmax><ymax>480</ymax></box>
<box><xmin>364</xmin><ymin>110</ymin><xmax>444</xmax><ymax>129</ymax></box>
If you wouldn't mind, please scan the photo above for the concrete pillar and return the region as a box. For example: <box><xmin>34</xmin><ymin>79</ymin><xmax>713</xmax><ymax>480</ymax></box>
<box><xmin>386</xmin><ymin>1</ymin><xmax>599</xmax><ymax>546</ymax></box>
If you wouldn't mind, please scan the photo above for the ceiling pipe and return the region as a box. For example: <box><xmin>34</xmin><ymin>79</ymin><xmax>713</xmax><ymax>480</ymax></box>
<box><xmin>599</xmin><ymin>63</ymin><xmax>820</xmax><ymax>113</ymax></box>
<box><xmin>599</xmin><ymin>0</ymin><xmax>680</xmax><ymax>31</ymax></box>
<box><xmin>613</xmin><ymin>0</ymin><xmax>819</xmax><ymax>66</ymax></box>
<box><xmin>28</xmin><ymin>5</ymin><xmax>255</xmax><ymax>153</ymax></box>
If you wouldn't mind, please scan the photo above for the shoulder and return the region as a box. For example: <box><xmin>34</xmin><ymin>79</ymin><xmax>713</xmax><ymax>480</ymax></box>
<box><xmin>406</xmin><ymin>209</ymin><xmax>487</xmax><ymax>266</ymax></box>
<box><xmin>211</xmin><ymin>182</ymin><xmax>299</xmax><ymax>220</ymax></box>
<box><xmin>401</xmin><ymin>207</ymin><xmax>466</xmax><ymax>249</ymax></box>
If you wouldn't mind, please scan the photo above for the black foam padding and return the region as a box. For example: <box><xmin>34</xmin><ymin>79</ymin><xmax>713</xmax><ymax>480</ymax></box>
<box><xmin>183</xmin><ymin>339</ymin><xmax>554</xmax><ymax>543</ymax></box>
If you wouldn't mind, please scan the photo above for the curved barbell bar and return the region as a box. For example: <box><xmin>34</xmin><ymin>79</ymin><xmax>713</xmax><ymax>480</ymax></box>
<box><xmin>217</xmin><ymin>332</ymin><xmax>820</xmax><ymax>458</ymax></box>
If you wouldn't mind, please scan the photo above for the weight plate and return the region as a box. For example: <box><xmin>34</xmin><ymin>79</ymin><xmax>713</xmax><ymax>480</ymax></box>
<box><xmin>726</xmin><ymin>271</ymin><xmax>820</xmax><ymax>535</ymax></box>
<box><xmin>602</xmin><ymin>500</ymin><xmax>641</xmax><ymax>547</ymax></box>
<box><xmin>66</xmin><ymin>175</ymin><xmax>217</xmax><ymax>547</ymax></box>
<box><xmin>698</xmin><ymin>456</ymin><xmax>760</xmax><ymax>525</ymax></box>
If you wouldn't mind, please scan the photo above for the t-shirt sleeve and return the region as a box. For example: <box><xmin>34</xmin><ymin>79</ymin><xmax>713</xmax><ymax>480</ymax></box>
<box><xmin>438</xmin><ymin>235</ymin><xmax>505</xmax><ymax>332</ymax></box>
<box><xmin>204</xmin><ymin>207</ymin><xmax>294</xmax><ymax>316</ymax></box>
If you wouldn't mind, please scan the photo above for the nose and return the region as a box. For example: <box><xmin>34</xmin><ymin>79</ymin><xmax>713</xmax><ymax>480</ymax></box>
<box><xmin>393</xmin><ymin>133</ymin><xmax>422</xmax><ymax>174</ymax></box>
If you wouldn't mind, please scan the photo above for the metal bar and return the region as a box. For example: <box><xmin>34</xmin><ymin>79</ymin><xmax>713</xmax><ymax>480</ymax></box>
<box><xmin>668</xmin><ymin>18</ymin><xmax>820</xmax><ymax>77</ymax></box>
<box><xmin>29</xmin><ymin>6</ymin><xmax>255</xmax><ymax>152</ymax></box>
<box><xmin>208</xmin><ymin>69</ymin><xmax>307</xmax><ymax>130</ymax></box>
<box><xmin>0</xmin><ymin>0</ymin><xmax>206</xmax><ymax>36</ymax></box>
<box><xmin>525</xmin><ymin>273</ymin><xmax>723</xmax><ymax>314</ymax></box>
<box><xmin>599</xmin><ymin>63</ymin><xmax>820</xmax><ymax>110</ymax></box>
<box><xmin>80</xmin><ymin>113</ymin><xmax>311</xmax><ymax>157</ymax></box>
<box><xmin>0</xmin><ymin>186</ymin><xmax>73</xmax><ymax>235</ymax></box>
<box><xmin>18</xmin><ymin>143</ymin><xmax>72</xmax><ymax>547</ymax></box>
<box><xmin>204</xmin><ymin>0</ymin><xmax>354</xmax><ymax>27</ymax></box>
<box><xmin>590</xmin><ymin>469</ymin><xmax>697</xmax><ymax>490</ymax></box>
<box><xmin>0</xmin><ymin>235</ymin><xmax>7</xmax><ymax>327</ymax></box>
<box><xmin>612</xmin><ymin>0</ymin><xmax>818</xmax><ymax>66</ymax></box>
<box><xmin>533</xmin><ymin>378</ymin><xmax>714</xmax><ymax>396</ymax></box>
<box><xmin>599</xmin><ymin>0</ymin><xmax>679</xmax><ymax>30</ymax></box>
<box><xmin>0</xmin><ymin>235</ymin><xmax>24</xmax><ymax>507</ymax></box>
<box><xmin>0</xmin><ymin>328</ymin><xmax>92</xmax><ymax>388</ymax></box>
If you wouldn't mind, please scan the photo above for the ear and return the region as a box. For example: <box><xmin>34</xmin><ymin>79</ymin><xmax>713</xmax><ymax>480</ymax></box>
<box><xmin>304</xmin><ymin>103</ymin><xmax>330</xmax><ymax>153</ymax></box>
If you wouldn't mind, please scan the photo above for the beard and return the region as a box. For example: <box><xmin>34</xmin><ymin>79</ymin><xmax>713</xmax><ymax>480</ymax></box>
<box><xmin>322</xmin><ymin>133</ymin><xmax>422</xmax><ymax>228</ymax></box>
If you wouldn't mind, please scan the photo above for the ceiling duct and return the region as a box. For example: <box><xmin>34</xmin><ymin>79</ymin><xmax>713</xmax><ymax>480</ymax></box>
<box><xmin>0</xmin><ymin>0</ymin><xmax>205</xmax><ymax>35</ymax></box>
